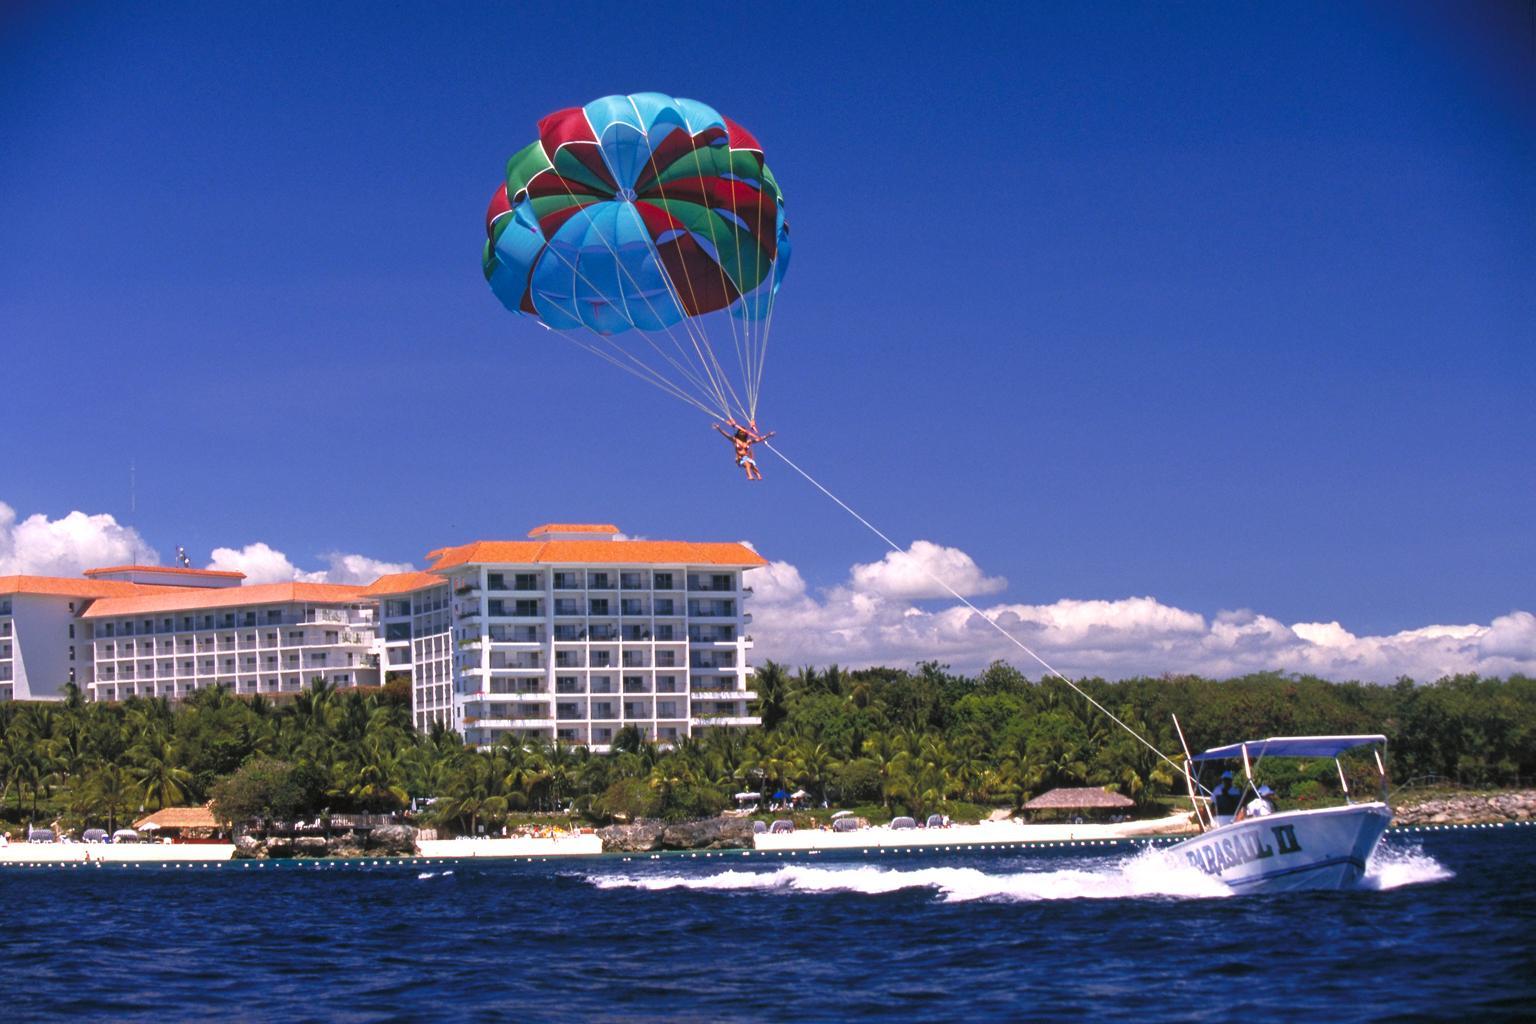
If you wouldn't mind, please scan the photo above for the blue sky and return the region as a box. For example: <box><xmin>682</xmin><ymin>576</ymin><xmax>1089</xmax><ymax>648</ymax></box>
<box><xmin>2</xmin><ymin>2</ymin><xmax>1532</xmax><ymax>678</ymax></box>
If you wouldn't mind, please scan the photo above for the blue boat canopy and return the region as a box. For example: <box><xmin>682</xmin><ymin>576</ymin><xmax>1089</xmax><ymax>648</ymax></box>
<box><xmin>1192</xmin><ymin>734</ymin><xmax>1387</xmax><ymax>761</ymax></box>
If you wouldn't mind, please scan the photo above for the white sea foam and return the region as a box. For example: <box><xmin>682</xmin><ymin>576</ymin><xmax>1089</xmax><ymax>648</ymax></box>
<box><xmin>588</xmin><ymin>847</ymin><xmax>1231</xmax><ymax>902</ymax></box>
<box><xmin>1361</xmin><ymin>842</ymin><xmax>1453</xmax><ymax>890</ymax></box>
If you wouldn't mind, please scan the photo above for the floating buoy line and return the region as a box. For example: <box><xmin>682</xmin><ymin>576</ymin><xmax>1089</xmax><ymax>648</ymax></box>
<box><xmin>0</xmin><ymin>820</ymin><xmax>1527</xmax><ymax>870</ymax></box>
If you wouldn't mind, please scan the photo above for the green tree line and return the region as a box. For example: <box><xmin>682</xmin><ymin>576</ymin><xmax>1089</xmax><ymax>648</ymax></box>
<box><xmin>1</xmin><ymin>666</ymin><xmax>1531</xmax><ymax>836</ymax></box>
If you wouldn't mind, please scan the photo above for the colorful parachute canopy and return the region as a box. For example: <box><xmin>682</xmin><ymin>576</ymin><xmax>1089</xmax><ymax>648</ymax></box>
<box><xmin>483</xmin><ymin>92</ymin><xmax>789</xmax><ymax>422</ymax></box>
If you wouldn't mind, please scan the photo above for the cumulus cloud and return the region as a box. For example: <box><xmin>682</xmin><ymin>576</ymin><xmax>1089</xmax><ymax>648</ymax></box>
<box><xmin>206</xmin><ymin>542</ymin><xmax>412</xmax><ymax>585</ymax></box>
<box><xmin>746</xmin><ymin>546</ymin><xmax>1536</xmax><ymax>683</ymax></box>
<box><xmin>0</xmin><ymin>501</ymin><xmax>157</xmax><ymax>576</ymax></box>
<box><xmin>316</xmin><ymin>551</ymin><xmax>416</xmax><ymax>585</ymax></box>
<box><xmin>207</xmin><ymin>542</ymin><xmax>314</xmax><ymax>583</ymax></box>
<box><xmin>848</xmin><ymin>540</ymin><xmax>1007</xmax><ymax>600</ymax></box>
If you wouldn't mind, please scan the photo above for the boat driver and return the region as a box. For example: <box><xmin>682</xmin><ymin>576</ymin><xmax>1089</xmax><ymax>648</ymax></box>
<box><xmin>1211</xmin><ymin>770</ymin><xmax>1243</xmax><ymax>825</ymax></box>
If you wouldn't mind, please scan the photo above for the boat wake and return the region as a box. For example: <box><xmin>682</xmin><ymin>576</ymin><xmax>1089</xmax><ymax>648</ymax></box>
<box><xmin>1360</xmin><ymin>840</ymin><xmax>1452</xmax><ymax>890</ymax></box>
<box><xmin>587</xmin><ymin>848</ymin><xmax>1232</xmax><ymax>902</ymax></box>
<box><xmin>589</xmin><ymin>840</ymin><xmax>1454</xmax><ymax>900</ymax></box>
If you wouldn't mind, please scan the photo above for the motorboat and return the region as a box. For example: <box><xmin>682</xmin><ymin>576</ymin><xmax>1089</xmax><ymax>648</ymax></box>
<box><xmin>1169</xmin><ymin>734</ymin><xmax>1392</xmax><ymax>892</ymax></box>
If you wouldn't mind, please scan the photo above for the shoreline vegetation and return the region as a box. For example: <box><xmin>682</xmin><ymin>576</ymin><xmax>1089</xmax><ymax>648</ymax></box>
<box><xmin>1</xmin><ymin>664</ymin><xmax>1532</xmax><ymax>854</ymax></box>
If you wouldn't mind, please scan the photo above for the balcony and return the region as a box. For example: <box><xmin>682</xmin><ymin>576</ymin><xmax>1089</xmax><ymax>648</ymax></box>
<box><xmin>690</xmin><ymin>689</ymin><xmax>758</xmax><ymax>701</ymax></box>
<box><xmin>690</xmin><ymin>715</ymin><xmax>761</xmax><ymax>727</ymax></box>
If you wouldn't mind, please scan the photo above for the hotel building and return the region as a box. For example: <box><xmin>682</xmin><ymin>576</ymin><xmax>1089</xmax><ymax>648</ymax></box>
<box><xmin>2</xmin><ymin>522</ymin><xmax>765</xmax><ymax>749</ymax></box>
<box><xmin>368</xmin><ymin>523</ymin><xmax>765</xmax><ymax>749</ymax></box>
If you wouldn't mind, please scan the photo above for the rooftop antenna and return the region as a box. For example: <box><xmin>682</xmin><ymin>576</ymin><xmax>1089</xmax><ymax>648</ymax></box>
<box><xmin>176</xmin><ymin>546</ymin><xmax>192</xmax><ymax>568</ymax></box>
<box><xmin>129</xmin><ymin>459</ymin><xmax>141</xmax><ymax>565</ymax></box>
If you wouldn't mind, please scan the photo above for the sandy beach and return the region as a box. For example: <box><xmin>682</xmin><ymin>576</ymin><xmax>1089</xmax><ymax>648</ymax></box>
<box><xmin>752</xmin><ymin>813</ymin><xmax>1195</xmax><ymax>852</ymax></box>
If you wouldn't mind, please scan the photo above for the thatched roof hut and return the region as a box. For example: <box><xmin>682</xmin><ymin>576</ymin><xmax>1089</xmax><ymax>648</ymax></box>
<box><xmin>134</xmin><ymin>804</ymin><xmax>223</xmax><ymax>840</ymax></box>
<box><xmin>1023</xmin><ymin>787</ymin><xmax>1135</xmax><ymax>817</ymax></box>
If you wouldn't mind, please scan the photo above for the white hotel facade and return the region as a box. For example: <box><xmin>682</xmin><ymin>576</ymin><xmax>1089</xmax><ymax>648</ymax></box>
<box><xmin>1</xmin><ymin>523</ymin><xmax>763</xmax><ymax>749</ymax></box>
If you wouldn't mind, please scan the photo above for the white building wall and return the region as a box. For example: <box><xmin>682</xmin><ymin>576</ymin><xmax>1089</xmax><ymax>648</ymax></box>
<box><xmin>444</xmin><ymin>561</ymin><xmax>760</xmax><ymax>750</ymax></box>
<box><xmin>87</xmin><ymin>602</ymin><xmax>379</xmax><ymax>701</ymax></box>
<box><xmin>2</xmin><ymin>595</ymin><xmax>83</xmax><ymax>701</ymax></box>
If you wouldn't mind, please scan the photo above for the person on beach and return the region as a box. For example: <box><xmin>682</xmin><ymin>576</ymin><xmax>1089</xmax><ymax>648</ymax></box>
<box><xmin>713</xmin><ymin>419</ymin><xmax>775</xmax><ymax>481</ymax></box>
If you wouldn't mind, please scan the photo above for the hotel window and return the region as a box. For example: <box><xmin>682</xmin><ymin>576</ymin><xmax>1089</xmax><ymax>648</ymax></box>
<box><xmin>653</xmin><ymin>573</ymin><xmax>674</xmax><ymax>590</ymax></box>
<box><xmin>515</xmin><ymin>573</ymin><xmax>540</xmax><ymax>591</ymax></box>
<box><xmin>589</xmin><ymin>598</ymin><xmax>609</xmax><ymax>616</ymax></box>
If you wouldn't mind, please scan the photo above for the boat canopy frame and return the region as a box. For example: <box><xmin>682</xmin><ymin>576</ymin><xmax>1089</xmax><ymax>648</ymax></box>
<box><xmin>1191</xmin><ymin>734</ymin><xmax>1387</xmax><ymax>762</ymax></box>
<box><xmin>1181</xmin><ymin>733</ymin><xmax>1390</xmax><ymax>833</ymax></box>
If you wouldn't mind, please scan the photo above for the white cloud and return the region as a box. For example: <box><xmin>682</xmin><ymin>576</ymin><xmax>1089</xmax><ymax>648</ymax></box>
<box><xmin>746</xmin><ymin>546</ymin><xmax>1536</xmax><ymax>683</ymax></box>
<box><xmin>317</xmin><ymin>551</ymin><xmax>415</xmax><ymax>585</ymax></box>
<box><xmin>206</xmin><ymin>542</ymin><xmax>412</xmax><ymax>585</ymax></box>
<box><xmin>207</xmin><ymin>542</ymin><xmax>321</xmax><ymax>583</ymax></box>
<box><xmin>0</xmin><ymin>502</ymin><xmax>157</xmax><ymax>576</ymax></box>
<box><xmin>849</xmin><ymin>540</ymin><xmax>1007</xmax><ymax>600</ymax></box>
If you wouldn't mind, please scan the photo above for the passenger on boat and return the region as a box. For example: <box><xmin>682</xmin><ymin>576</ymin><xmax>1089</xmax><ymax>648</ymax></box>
<box><xmin>1211</xmin><ymin>771</ymin><xmax>1243</xmax><ymax>824</ymax></box>
<box><xmin>1237</xmin><ymin>785</ymin><xmax>1275</xmax><ymax>821</ymax></box>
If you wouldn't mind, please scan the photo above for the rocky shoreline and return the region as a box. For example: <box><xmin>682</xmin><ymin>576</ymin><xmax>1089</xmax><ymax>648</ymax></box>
<box><xmin>597</xmin><ymin>815</ymin><xmax>756</xmax><ymax>852</ymax></box>
<box><xmin>233</xmin><ymin>824</ymin><xmax>417</xmax><ymax>859</ymax></box>
<box><xmin>1392</xmin><ymin>790</ymin><xmax>1536</xmax><ymax>826</ymax></box>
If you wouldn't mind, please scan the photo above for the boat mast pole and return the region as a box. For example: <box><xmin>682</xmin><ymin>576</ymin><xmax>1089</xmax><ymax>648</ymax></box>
<box><xmin>1335</xmin><ymin>758</ymin><xmax>1352</xmax><ymax>805</ymax></box>
<box><xmin>1170</xmin><ymin>714</ymin><xmax>1208</xmax><ymax>832</ymax></box>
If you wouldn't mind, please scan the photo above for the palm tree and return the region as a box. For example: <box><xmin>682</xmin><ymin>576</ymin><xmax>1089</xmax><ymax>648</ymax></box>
<box><xmin>131</xmin><ymin>737</ymin><xmax>195</xmax><ymax>810</ymax></box>
<box><xmin>862</xmin><ymin>733</ymin><xmax>910</xmax><ymax>811</ymax></box>
<box><xmin>86</xmin><ymin>764</ymin><xmax>140</xmax><ymax>833</ymax></box>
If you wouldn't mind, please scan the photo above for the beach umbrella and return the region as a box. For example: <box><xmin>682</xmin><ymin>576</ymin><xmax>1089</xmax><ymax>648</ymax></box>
<box><xmin>733</xmin><ymin>792</ymin><xmax>761</xmax><ymax>801</ymax></box>
<box><xmin>790</xmin><ymin>789</ymin><xmax>809</xmax><ymax>799</ymax></box>
<box><xmin>831</xmin><ymin>810</ymin><xmax>855</xmax><ymax>819</ymax></box>
<box><xmin>772</xmin><ymin>789</ymin><xmax>789</xmax><ymax>800</ymax></box>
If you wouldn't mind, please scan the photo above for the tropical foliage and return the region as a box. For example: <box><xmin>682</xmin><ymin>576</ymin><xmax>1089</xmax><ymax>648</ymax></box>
<box><xmin>1</xmin><ymin>667</ymin><xmax>1532</xmax><ymax>837</ymax></box>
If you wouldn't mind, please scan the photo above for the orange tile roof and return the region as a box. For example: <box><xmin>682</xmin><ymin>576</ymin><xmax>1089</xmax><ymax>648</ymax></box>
<box><xmin>527</xmin><ymin>523</ymin><xmax>621</xmax><ymax>538</ymax></box>
<box><xmin>358</xmin><ymin>571</ymin><xmax>446</xmax><ymax>596</ymax></box>
<box><xmin>0</xmin><ymin>575</ymin><xmax>174</xmax><ymax>600</ymax></box>
<box><xmin>85</xmin><ymin>564</ymin><xmax>246</xmax><ymax>580</ymax></box>
<box><xmin>81</xmin><ymin>581</ymin><xmax>366</xmax><ymax>618</ymax></box>
<box><xmin>425</xmin><ymin>539</ymin><xmax>766</xmax><ymax>571</ymax></box>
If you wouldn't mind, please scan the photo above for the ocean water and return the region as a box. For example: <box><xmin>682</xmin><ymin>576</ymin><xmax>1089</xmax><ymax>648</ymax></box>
<box><xmin>1</xmin><ymin>827</ymin><xmax>1531</xmax><ymax>1022</ymax></box>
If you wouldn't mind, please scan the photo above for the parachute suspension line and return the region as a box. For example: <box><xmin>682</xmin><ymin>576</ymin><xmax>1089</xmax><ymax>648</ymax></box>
<box><xmin>626</xmin><ymin>94</ymin><xmax>749</xmax><ymax>416</ymax></box>
<box><xmin>547</xmin><ymin>173</ymin><xmax>736</xmax><ymax>418</ymax></box>
<box><xmin>674</xmin><ymin>135</ymin><xmax>754</xmax><ymax>420</ymax></box>
<box><xmin>745</xmin><ymin>178</ymin><xmax>784</xmax><ymax>425</ymax></box>
<box><xmin>536</xmin><ymin>238</ymin><xmax>724</xmax><ymax>412</ymax></box>
<box><xmin>760</xmin><ymin>441</ymin><xmax>1190</xmax><ymax>780</ymax></box>
<box><xmin>641</xmin><ymin>240</ymin><xmax>751</xmax><ymax>424</ymax></box>
<box><xmin>547</xmin><ymin>325</ymin><xmax>725</xmax><ymax>419</ymax></box>
<box><xmin>748</xmin><ymin>232</ymin><xmax>781</xmax><ymax>425</ymax></box>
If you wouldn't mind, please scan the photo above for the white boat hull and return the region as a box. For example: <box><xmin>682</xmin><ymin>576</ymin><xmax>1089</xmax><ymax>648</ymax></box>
<box><xmin>1170</xmin><ymin>802</ymin><xmax>1391</xmax><ymax>893</ymax></box>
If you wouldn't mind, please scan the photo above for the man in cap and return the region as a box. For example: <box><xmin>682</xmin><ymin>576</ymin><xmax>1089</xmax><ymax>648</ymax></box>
<box><xmin>1211</xmin><ymin>770</ymin><xmax>1243</xmax><ymax>825</ymax></box>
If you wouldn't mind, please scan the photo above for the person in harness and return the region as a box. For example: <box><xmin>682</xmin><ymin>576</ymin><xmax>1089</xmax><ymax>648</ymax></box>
<box><xmin>713</xmin><ymin>419</ymin><xmax>775</xmax><ymax>481</ymax></box>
